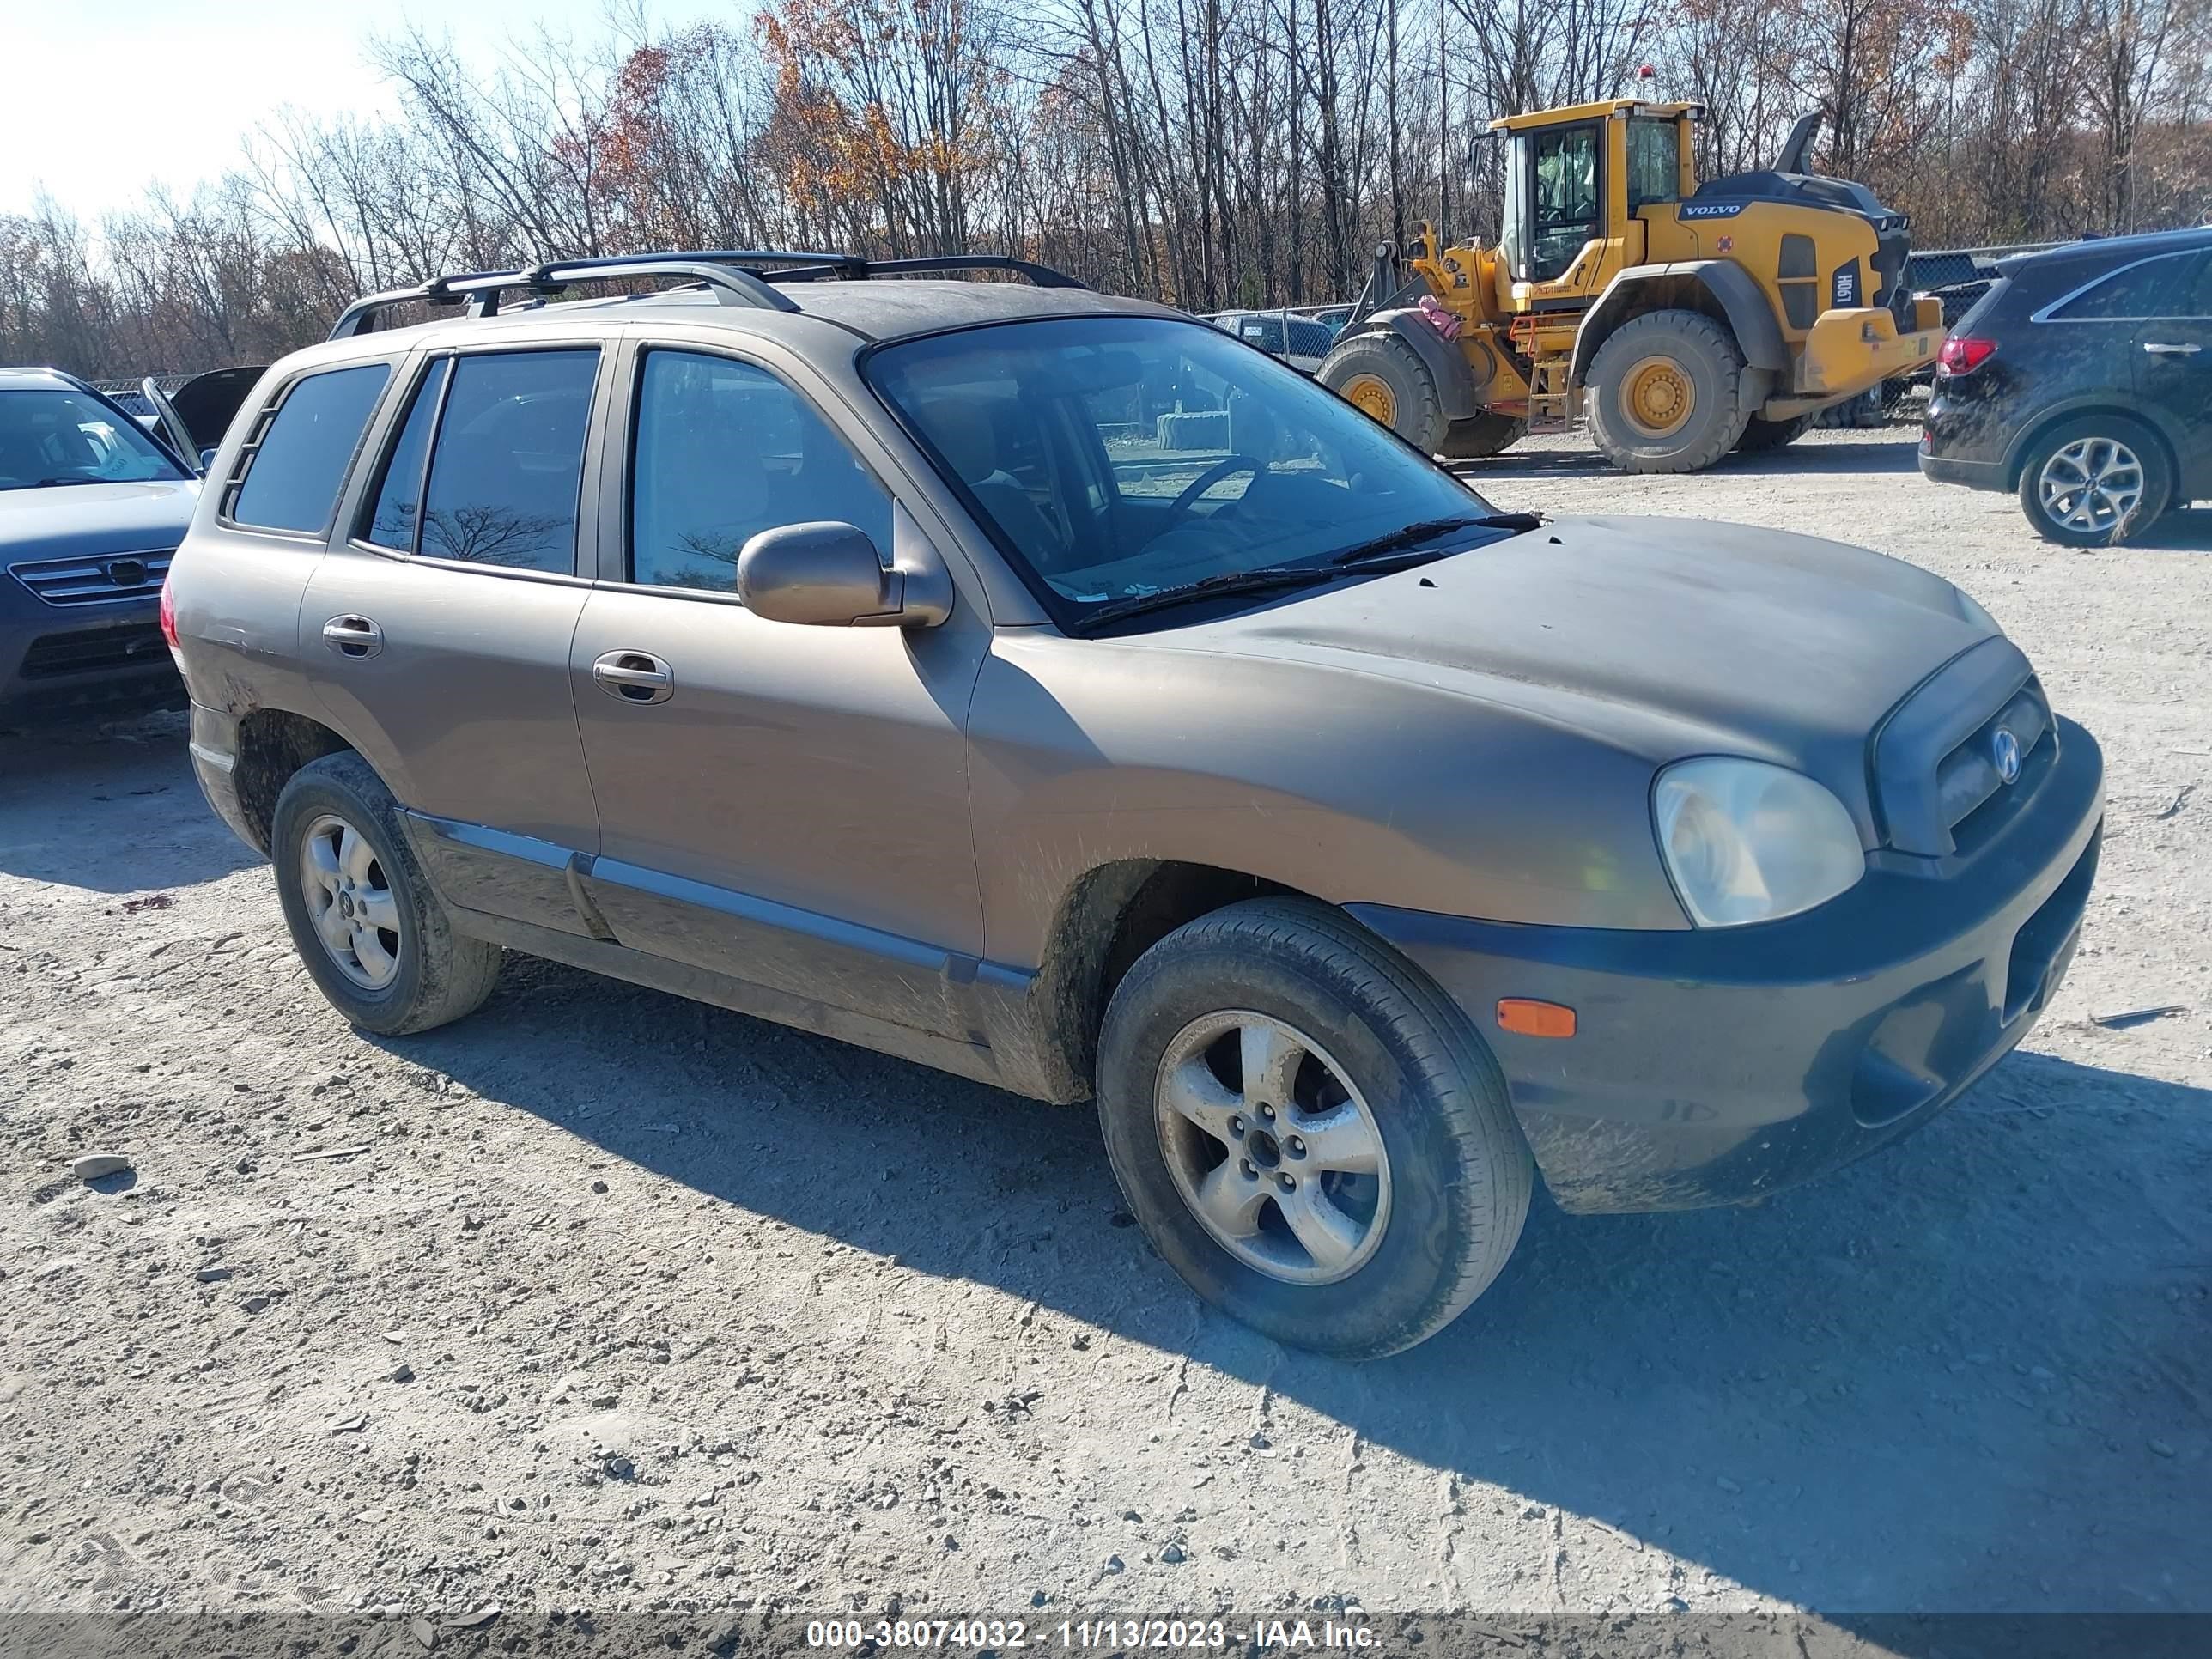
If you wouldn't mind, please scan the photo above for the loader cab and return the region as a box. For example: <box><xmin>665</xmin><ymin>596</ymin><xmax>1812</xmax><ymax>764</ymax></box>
<box><xmin>1493</xmin><ymin>100</ymin><xmax>1700</xmax><ymax>308</ymax></box>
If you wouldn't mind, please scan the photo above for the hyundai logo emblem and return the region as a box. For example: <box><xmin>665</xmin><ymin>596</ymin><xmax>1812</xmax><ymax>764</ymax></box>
<box><xmin>1992</xmin><ymin>727</ymin><xmax>2022</xmax><ymax>786</ymax></box>
<box><xmin>105</xmin><ymin>558</ymin><xmax>149</xmax><ymax>588</ymax></box>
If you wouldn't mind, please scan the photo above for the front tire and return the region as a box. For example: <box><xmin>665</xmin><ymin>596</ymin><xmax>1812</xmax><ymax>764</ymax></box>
<box><xmin>1096</xmin><ymin>897</ymin><xmax>1532</xmax><ymax>1359</ymax></box>
<box><xmin>1319</xmin><ymin>331</ymin><xmax>1449</xmax><ymax>456</ymax></box>
<box><xmin>1585</xmin><ymin>309</ymin><xmax>1751</xmax><ymax>474</ymax></box>
<box><xmin>2016</xmin><ymin>415</ymin><xmax>2172</xmax><ymax>548</ymax></box>
<box><xmin>271</xmin><ymin>751</ymin><xmax>502</xmax><ymax>1036</ymax></box>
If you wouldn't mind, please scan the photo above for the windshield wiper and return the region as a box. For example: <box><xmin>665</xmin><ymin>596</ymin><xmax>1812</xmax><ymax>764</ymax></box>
<box><xmin>1326</xmin><ymin>510</ymin><xmax>1543</xmax><ymax>564</ymax></box>
<box><xmin>1076</xmin><ymin>548</ymin><xmax>1451</xmax><ymax>632</ymax></box>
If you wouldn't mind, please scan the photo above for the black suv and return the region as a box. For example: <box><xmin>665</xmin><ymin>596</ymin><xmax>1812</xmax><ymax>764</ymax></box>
<box><xmin>1920</xmin><ymin>226</ymin><xmax>2211</xmax><ymax>546</ymax></box>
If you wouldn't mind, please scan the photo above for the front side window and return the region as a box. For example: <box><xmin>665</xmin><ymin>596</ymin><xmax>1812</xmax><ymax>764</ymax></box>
<box><xmin>2051</xmin><ymin>253</ymin><xmax>2192</xmax><ymax>321</ymax></box>
<box><xmin>868</xmin><ymin>315</ymin><xmax>1499</xmax><ymax>630</ymax></box>
<box><xmin>229</xmin><ymin>364</ymin><xmax>392</xmax><ymax>533</ymax></box>
<box><xmin>1529</xmin><ymin>123</ymin><xmax>1602</xmax><ymax>282</ymax></box>
<box><xmin>1626</xmin><ymin>118</ymin><xmax>1680</xmax><ymax>212</ymax></box>
<box><xmin>629</xmin><ymin>350</ymin><xmax>892</xmax><ymax>593</ymax></box>
<box><xmin>416</xmin><ymin>349</ymin><xmax>598</xmax><ymax>573</ymax></box>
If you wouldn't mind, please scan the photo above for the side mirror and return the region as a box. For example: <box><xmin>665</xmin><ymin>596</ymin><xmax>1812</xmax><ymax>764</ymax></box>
<box><xmin>736</xmin><ymin>520</ymin><xmax>952</xmax><ymax>629</ymax></box>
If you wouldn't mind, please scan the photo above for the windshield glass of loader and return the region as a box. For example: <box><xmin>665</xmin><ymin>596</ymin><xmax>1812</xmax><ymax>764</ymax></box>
<box><xmin>868</xmin><ymin>315</ymin><xmax>1492</xmax><ymax>627</ymax></box>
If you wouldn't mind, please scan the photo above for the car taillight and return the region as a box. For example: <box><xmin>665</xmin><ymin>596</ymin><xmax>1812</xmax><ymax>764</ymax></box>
<box><xmin>159</xmin><ymin>570</ymin><xmax>185</xmax><ymax>673</ymax></box>
<box><xmin>1937</xmin><ymin>336</ymin><xmax>1996</xmax><ymax>375</ymax></box>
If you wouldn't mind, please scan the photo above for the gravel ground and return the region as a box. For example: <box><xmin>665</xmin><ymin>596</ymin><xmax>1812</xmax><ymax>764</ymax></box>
<box><xmin>3</xmin><ymin>429</ymin><xmax>2208</xmax><ymax>1645</ymax></box>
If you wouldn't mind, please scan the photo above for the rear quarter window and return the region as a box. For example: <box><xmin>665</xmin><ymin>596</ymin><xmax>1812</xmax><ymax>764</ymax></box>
<box><xmin>227</xmin><ymin>363</ymin><xmax>392</xmax><ymax>535</ymax></box>
<box><xmin>2048</xmin><ymin>252</ymin><xmax>2194</xmax><ymax>321</ymax></box>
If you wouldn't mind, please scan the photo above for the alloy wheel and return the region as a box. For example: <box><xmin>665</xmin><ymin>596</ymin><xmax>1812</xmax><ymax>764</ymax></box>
<box><xmin>2038</xmin><ymin>437</ymin><xmax>2144</xmax><ymax>537</ymax></box>
<box><xmin>299</xmin><ymin>811</ymin><xmax>404</xmax><ymax>990</ymax></box>
<box><xmin>1152</xmin><ymin>1010</ymin><xmax>1392</xmax><ymax>1285</ymax></box>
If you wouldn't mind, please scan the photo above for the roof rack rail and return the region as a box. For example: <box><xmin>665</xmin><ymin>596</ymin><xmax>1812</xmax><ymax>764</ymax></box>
<box><xmin>328</xmin><ymin>255</ymin><xmax>798</xmax><ymax>340</ymax></box>
<box><xmin>760</xmin><ymin>253</ymin><xmax>1085</xmax><ymax>289</ymax></box>
<box><xmin>327</xmin><ymin>248</ymin><xmax>1086</xmax><ymax>340</ymax></box>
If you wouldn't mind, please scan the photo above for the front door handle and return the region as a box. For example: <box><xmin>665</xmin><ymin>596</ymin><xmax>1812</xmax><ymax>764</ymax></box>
<box><xmin>320</xmin><ymin>615</ymin><xmax>383</xmax><ymax>659</ymax></box>
<box><xmin>2142</xmin><ymin>341</ymin><xmax>2203</xmax><ymax>356</ymax></box>
<box><xmin>592</xmin><ymin>650</ymin><xmax>673</xmax><ymax>704</ymax></box>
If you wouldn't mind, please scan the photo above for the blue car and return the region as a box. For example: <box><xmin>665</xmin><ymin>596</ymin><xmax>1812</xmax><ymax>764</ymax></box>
<box><xmin>1</xmin><ymin>368</ymin><xmax>203</xmax><ymax>727</ymax></box>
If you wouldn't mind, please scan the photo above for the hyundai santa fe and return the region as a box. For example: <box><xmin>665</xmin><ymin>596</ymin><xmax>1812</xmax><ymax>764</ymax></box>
<box><xmin>163</xmin><ymin>251</ymin><xmax>2104</xmax><ymax>1358</ymax></box>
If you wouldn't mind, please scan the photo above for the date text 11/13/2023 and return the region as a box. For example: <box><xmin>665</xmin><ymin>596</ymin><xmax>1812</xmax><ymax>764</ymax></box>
<box><xmin>805</xmin><ymin>1617</ymin><xmax>1381</xmax><ymax>1650</ymax></box>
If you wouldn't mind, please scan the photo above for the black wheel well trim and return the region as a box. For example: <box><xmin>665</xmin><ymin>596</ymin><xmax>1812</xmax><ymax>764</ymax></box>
<box><xmin>230</xmin><ymin>706</ymin><xmax>358</xmax><ymax>854</ymax></box>
<box><xmin>2001</xmin><ymin>399</ymin><xmax>2181</xmax><ymax>492</ymax></box>
<box><xmin>1570</xmin><ymin>262</ymin><xmax>1789</xmax><ymax>385</ymax></box>
<box><xmin>1028</xmin><ymin>858</ymin><xmax>1334</xmax><ymax>1099</ymax></box>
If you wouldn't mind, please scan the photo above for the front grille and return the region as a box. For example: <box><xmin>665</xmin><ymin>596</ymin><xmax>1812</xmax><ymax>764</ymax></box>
<box><xmin>1939</xmin><ymin>680</ymin><xmax>2053</xmax><ymax>851</ymax></box>
<box><xmin>19</xmin><ymin>623</ymin><xmax>167</xmax><ymax>679</ymax></box>
<box><xmin>9</xmin><ymin>548</ymin><xmax>174</xmax><ymax>606</ymax></box>
<box><xmin>1869</xmin><ymin>637</ymin><xmax>2049</xmax><ymax>858</ymax></box>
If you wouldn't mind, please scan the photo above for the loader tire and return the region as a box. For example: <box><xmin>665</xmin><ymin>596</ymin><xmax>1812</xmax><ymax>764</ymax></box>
<box><xmin>1440</xmin><ymin>412</ymin><xmax>1526</xmax><ymax>459</ymax></box>
<box><xmin>1585</xmin><ymin>309</ymin><xmax>1751</xmax><ymax>474</ymax></box>
<box><xmin>1735</xmin><ymin>412</ymin><xmax>1814</xmax><ymax>453</ymax></box>
<box><xmin>1320</xmin><ymin>331</ymin><xmax>1449</xmax><ymax>456</ymax></box>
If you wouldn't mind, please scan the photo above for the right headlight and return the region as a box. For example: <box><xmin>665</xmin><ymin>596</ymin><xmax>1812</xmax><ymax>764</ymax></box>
<box><xmin>1652</xmin><ymin>757</ymin><xmax>1866</xmax><ymax>927</ymax></box>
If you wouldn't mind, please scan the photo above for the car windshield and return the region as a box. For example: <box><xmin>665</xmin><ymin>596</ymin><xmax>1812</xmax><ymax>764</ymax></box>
<box><xmin>866</xmin><ymin>315</ymin><xmax>1496</xmax><ymax>628</ymax></box>
<box><xmin>0</xmin><ymin>388</ymin><xmax>189</xmax><ymax>489</ymax></box>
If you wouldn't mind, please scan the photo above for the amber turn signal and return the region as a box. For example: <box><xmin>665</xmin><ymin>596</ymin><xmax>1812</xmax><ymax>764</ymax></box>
<box><xmin>1496</xmin><ymin>998</ymin><xmax>1577</xmax><ymax>1038</ymax></box>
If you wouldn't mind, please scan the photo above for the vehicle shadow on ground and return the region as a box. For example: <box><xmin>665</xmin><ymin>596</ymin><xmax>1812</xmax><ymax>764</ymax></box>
<box><xmin>1450</xmin><ymin>431</ymin><xmax>1926</xmax><ymax>483</ymax></box>
<box><xmin>0</xmin><ymin>713</ymin><xmax>258</xmax><ymax>893</ymax></box>
<box><xmin>398</xmin><ymin>956</ymin><xmax>2211</xmax><ymax>1627</ymax></box>
<box><xmin>2122</xmin><ymin>506</ymin><xmax>2212</xmax><ymax>552</ymax></box>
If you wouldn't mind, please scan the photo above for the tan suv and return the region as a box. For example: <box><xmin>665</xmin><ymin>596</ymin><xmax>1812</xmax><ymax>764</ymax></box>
<box><xmin>164</xmin><ymin>251</ymin><xmax>2104</xmax><ymax>1358</ymax></box>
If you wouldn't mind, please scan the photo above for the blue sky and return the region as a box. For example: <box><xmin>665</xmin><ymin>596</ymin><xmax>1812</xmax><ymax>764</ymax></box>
<box><xmin>2</xmin><ymin>0</ymin><xmax>728</xmax><ymax>221</ymax></box>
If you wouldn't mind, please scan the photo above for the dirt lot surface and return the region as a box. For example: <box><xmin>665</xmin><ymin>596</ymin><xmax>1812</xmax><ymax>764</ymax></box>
<box><xmin>3</xmin><ymin>429</ymin><xmax>2208</xmax><ymax>1647</ymax></box>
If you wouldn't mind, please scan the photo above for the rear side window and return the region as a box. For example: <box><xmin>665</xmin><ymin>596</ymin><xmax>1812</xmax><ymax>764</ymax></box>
<box><xmin>412</xmin><ymin>349</ymin><xmax>599</xmax><ymax>574</ymax></box>
<box><xmin>228</xmin><ymin>363</ymin><xmax>392</xmax><ymax>534</ymax></box>
<box><xmin>629</xmin><ymin>349</ymin><xmax>890</xmax><ymax>594</ymax></box>
<box><xmin>2051</xmin><ymin>253</ymin><xmax>2193</xmax><ymax>320</ymax></box>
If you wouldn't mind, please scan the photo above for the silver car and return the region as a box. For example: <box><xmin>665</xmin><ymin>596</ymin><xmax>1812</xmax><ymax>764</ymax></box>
<box><xmin>165</xmin><ymin>251</ymin><xmax>2104</xmax><ymax>1358</ymax></box>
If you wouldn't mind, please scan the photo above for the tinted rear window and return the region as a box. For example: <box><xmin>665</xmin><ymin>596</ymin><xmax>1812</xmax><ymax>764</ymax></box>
<box><xmin>417</xmin><ymin>349</ymin><xmax>598</xmax><ymax>573</ymax></box>
<box><xmin>230</xmin><ymin>364</ymin><xmax>392</xmax><ymax>534</ymax></box>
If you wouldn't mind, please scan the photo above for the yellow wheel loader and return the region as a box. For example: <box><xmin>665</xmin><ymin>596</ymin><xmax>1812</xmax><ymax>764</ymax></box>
<box><xmin>1316</xmin><ymin>103</ymin><xmax>1948</xmax><ymax>472</ymax></box>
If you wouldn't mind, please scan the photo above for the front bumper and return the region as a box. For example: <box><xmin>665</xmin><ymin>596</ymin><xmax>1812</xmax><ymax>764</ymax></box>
<box><xmin>1350</xmin><ymin>717</ymin><xmax>2104</xmax><ymax>1213</ymax></box>
<box><xmin>0</xmin><ymin>599</ymin><xmax>179</xmax><ymax>727</ymax></box>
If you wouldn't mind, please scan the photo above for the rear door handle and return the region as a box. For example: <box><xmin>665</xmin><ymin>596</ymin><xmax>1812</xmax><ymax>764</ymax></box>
<box><xmin>592</xmin><ymin>650</ymin><xmax>673</xmax><ymax>704</ymax></box>
<box><xmin>2142</xmin><ymin>341</ymin><xmax>2203</xmax><ymax>356</ymax></box>
<box><xmin>320</xmin><ymin>615</ymin><xmax>383</xmax><ymax>659</ymax></box>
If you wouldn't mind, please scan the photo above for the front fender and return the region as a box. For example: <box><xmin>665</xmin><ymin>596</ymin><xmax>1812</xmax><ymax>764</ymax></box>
<box><xmin>1362</xmin><ymin>308</ymin><xmax>1484</xmax><ymax>420</ymax></box>
<box><xmin>1570</xmin><ymin>262</ymin><xmax>1789</xmax><ymax>384</ymax></box>
<box><xmin>967</xmin><ymin>635</ymin><xmax>1691</xmax><ymax>975</ymax></box>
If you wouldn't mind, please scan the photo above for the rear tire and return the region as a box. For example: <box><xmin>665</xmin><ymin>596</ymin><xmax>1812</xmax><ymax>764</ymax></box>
<box><xmin>1585</xmin><ymin>308</ymin><xmax>1752</xmax><ymax>474</ymax></box>
<box><xmin>2016</xmin><ymin>415</ymin><xmax>2172</xmax><ymax>548</ymax></box>
<box><xmin>1440</xmin><ymin>411</ymin><xmax>1527</xmax><ymax>460</ymax></box>
<box><xmin>1096</xmin><ymin>896</ymin><xmax>1533</xmax><ymax>1359</ymax></box>
<box><xmin>1319</xmin><ymin>331</ymin><xmax>1450</xmax><ymax>456</ymax></box>
<box><xmin>271</xmin><ymin>752</ymin><xmax>503</xmax><ymax>1036</ymax></box>
<box><xmin>1735</xmin><ymin>412</ymin><xmax>1814</xmax><ymax>453</ymax></box>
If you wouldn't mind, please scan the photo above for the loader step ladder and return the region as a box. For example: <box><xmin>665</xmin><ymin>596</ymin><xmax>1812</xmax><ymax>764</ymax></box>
<box><xmin>1526</xmin><ymin>356</ymin><xmax>1576</xmax><ymax>434</ymax></box>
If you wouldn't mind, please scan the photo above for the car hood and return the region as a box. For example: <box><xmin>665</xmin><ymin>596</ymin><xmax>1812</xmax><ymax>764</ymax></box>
<box><xmin>1140</xmin><ymin>514</ymin><xmax>1996</xmax><ymax>836</ymax></box>
<box><xmin>0</xmin><ymin>479</ymin><xmax>199</xmax><ymax>562</ymax></box>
